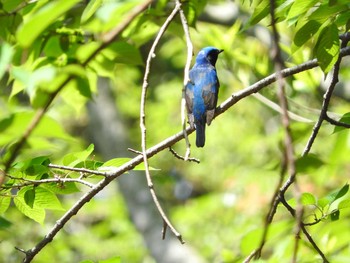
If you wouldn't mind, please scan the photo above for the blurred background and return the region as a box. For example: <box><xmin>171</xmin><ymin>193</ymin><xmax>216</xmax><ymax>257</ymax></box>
<box><xmin>1</xmin><ymin>0</ymin><xmax>350</xmax><ymax>262</ymax></box>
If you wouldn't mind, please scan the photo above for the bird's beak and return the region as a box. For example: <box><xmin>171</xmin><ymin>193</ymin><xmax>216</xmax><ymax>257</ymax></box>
<box><xmin>219</xmin><ymin>49</ymin><xmax>224</xmax><ymax>54</ymax></box>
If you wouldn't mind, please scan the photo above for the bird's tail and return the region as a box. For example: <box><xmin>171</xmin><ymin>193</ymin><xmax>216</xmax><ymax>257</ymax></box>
<box><xmin>195</xmin><ymin>122</ymin><xmax>206</xmax><ymax>147</ymax></box>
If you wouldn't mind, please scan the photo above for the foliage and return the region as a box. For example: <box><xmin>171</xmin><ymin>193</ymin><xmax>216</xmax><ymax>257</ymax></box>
<box><xmin>1</xmin><ymin>0</ymin><xmax>350</xmax><ymax>262</ymax></box>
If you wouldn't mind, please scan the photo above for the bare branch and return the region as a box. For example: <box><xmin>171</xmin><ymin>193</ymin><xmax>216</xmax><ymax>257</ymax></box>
<box><xmin>303</xmin><ymin>37</ymin><xmax>350</xmax><ymax>155</ymax></box>
<box><xmin>2</xmin><ymin>175</ymin><xmax>94</xmax><ymax>189</ymax></box>
<box><xmin>169</xmin><ymin>147</ymin><xmax>200</xmax><ymax>163</ymax></box>
<box><xmin>48</xmin><ymin>164</ymin><xmax>107</xmax><ymax>177</ymax></box>
<box><xmin>177</xmin><ymin>0</ymin><xmax>194</xmax><ymax>160</ymax></box>
<box><xmin>324</xmin><ymin>114</ymin><xmax>350</xmax><ymax>128</ymax></box>
<box><xmin>139</xmin><ymin>1</ymin><xmax>184</xmax><ymax>244</ymax></box>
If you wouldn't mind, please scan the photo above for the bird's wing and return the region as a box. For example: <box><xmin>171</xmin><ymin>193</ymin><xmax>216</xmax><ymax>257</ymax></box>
<box><xmin>201</xmin><ymin>68</ymin><xmax>219</xmax><ymax>125</ymax></box>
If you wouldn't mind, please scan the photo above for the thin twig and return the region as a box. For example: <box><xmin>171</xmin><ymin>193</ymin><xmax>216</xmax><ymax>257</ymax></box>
<box><xmin>139</xmin><ymin>2</ymin><xmax>184</xmax><ymax>243</ymax></box>
<box><xmin>48</xmin><ymin>164</ymin><xmax>107</xmax><ymax>177</ymax></box>
<box><xmin>303</xmin><ymin>37</ymin><xmax>349</xmax><ymax>155</ymax></box>
<box><xmin>324</xmin><ymin>114</ymin><xmax>350</xmax><ymax>128</ymax></box>
<box><xmin>127</xmin><ymin>148</ymin><xmax>143</xmax><ymax>155</ymax></box>
<box><xmin>252</xmin><ymin>93</ymin><xmax>313</xmax><ymax>123</ymax></box>
<box><xmin>177</xmin><ymin>0</ymin><xmax>194</xmax><ymax>160</ymax></box>
<box><xmin>169</xmin><ymin>147</ymin><xmax>200</xmax><ymax>163</ymax></box>
<box><xmin>269</xmin><ymin>1</ymin><xmax>302</xmax><ymax>262</ymax></box>
<box><xmin>2</xmin><ymin>175</ymin><xmax>95</xmax><ymax>189</ymax></box>
<box><xmin>20</xmin><ymin>48</ymin><xmax>350</xmax><ymax>262</ymax></box>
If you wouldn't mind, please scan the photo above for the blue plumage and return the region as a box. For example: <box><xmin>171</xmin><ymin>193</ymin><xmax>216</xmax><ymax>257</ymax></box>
<box><xmin>185</xmin><ymin>47</ymin><xmax>223</xmax><ymax>147</ymax></box>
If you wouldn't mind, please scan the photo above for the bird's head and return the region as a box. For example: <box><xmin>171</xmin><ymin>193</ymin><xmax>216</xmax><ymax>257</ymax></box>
<box><xmin>195</xmin><ymin>47</ymin><xmax>224</xmax><ymax>66</ymax></box>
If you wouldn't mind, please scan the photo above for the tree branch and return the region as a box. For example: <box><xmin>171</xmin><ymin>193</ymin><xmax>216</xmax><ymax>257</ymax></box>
<box><xmin>139</xmin><ymin>1</ymin><xmax>184</xmax><ymax>244</ymax></box>
<box><xmin>303</xmin><ymin>35</ymin><xmax>350</xmax><ymax>155</ymax></box>
<box><xmin>177</xmin><ymin>0</ymin><xmax>194</xmax><ymax>160</ymax></box>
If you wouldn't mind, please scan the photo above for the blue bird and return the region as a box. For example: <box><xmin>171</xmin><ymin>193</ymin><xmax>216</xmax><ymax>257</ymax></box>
<box><xmin>185</xmin><ymin>47</ymin><xmax>223</xmax><ymax>147</ymax></box>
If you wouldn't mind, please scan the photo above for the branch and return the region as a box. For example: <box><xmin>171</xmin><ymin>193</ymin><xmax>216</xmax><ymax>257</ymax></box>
<box><xmin>48</xmin><ymin>163</ymin><xmax>107</xmax><ymax>176</ymax></box>
<box><xmin>177</xmin><ymin>0</ymin><xmax>194</xmax><ymax>160</ymax></box>
<box><xmin>303</xmin><ymin>36</ymin><xmax>350</xmax><ymax>155</ymax></box>
<box><xmin>324</xmin><ymin>114</ymin><xmax>350</xmax><ymax>128</ymax></box>
<box><xmin>169</xmin><ymin>147</ymin><xmax>200</xmax><ymax>163</ymax></box>
<box><xmin>269</xmin><ymin>1</ymin><xmax>303</xmax><ymax>262</ymax></box>
<box><xmin>139</xmin><ymin>2</ymin><xmax>184</xmax><ymax>243</ymax></box>
<box><xmin>21</xmin><ymin>47</ymin><xmax>350</xmax><ymax>262</ymax></box>
<box><xmin>3</xmin><ymin>176</ymin><xmax>94</xmax><ymax>189</ymax></box>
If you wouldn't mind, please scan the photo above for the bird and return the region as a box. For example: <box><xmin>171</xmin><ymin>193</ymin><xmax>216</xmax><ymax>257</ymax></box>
<box><xmin>185</xmin><ymin>46</ymin><xmax>223</xmax><ymax>147</ymax></box>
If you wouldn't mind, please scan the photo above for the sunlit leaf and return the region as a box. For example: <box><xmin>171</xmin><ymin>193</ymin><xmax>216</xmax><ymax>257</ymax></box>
<box><xmin>14</xmin><ymin>188</ymin><xmax>45</xmax><ymax>224</ymax></box>
<box><xmin>287</xmin><ymin>0</ymin><xmax>318</xmax><ymax>21</ymax></box>
<box><xmin>99</xmin><ymin>257</ymin><xmax>121</xmax><ymax>263</ymax></box>
<box><xmin>33</xmin><ymin>187</ymin><xmax>64</xmax><ymax>210</ymax></box>
<box><xmin>326</xmin><ymin>184</ymin><xmax>349</xmax><ymax>204</ymax></box>
<box><xmin>0</xmin><ymin>196</ymin><xmax>11</xmax><ymax>214</ymax></box>
<box><xmin>315</xmin><ymin>23</ymin><xmax>340</xmax><ymax>73</ymax></box>
<box><xmin>16</xmin><ymin>0</ymin><xmax>81</xmax><ymax>47</ymax></box>
<box><xmin>0</xmin><ymin>42</ymin><xmax>13</xmax><ymax>79</ymax></box>
<box><xmin>301</xmin><ymin>192</ymin><xmax>317</xmax><ymax>206</ymax></box>
<box><xmin>0</xmin><ymin>112</ymin><xmax>72</xmax><ymax>146</ymax></box>
<box><xmin>81</xmin><ymin>0</ymin><xmax>103</xmax><ymax>23</ymax></box>
<box><xmin>62</xmin><ymin>144</ymin><xmax>95</xmax><ymax>166</ymax></box>
<box><xmin>317</xmin><ymin>197</ymin><xmax>330</xmax><ymax>209</ymax></box>
<box><xmin>247</xmin><ymin>0</ymin><xmax>269</xmax><ymax>26</ymax></box>
<box><xmin>338</xmin><ymin>199</ymin><xmax>350</xmax><ymax>209</ymax></box>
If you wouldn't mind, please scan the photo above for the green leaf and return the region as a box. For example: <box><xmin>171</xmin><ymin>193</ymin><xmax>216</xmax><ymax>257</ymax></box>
<box><xmin>40</xmin><ymin>181</ymin><xmax>80</xmax><ymax>195</ymax></box>
<box><xmin>338</xmin><ymin>199</ymin><xmax>350</xmax><ymax>209</ymax></box>
<box><xmin>33</xmin><ymin>187</ymin><xmax>64</xmax><ymax>210</ymax></box>
<box><xmin>0</xmin><ymin>112</ymin><xmax>72</xmax><ymax>146</ymax></box>
<box><xmin>16</xmin><ymin>0</ymin><xmax>81</xmax><ymax>47</ymax></box>
<box><xmin>13</xmin><ymin>156</ymin><xmax>50</xmax><ymax>173</ymax></box>
<box><xmin>0</xmin><ymin>42</ymin><xmax>13</xmax><ymax>79</ymax></box>
<box><xmin>333</xmin><ymin>112</ymin><xmax>350</xmax><ymax>133</ymax></box>
<box><xmin>294</xmin><ymin>20</ymin><xmax>321</xmax><ymax>47</ymax></box>
<box><xmin>99</xmin><ymin>257</ymin><xmax>121</xmax><ymax>263</ymax></box>
<box><xmin>62</xmin><ymin>144</ymin><xmax>95</xmax><ymax>166</ymax></box>
<box><xmin>287</xmin><ymin>0</ymin><xmax>318</xmax><ymax>21</ymax></box>
<box><xmin>14</xmin><ymin>186</ymin><xmax>64</xmax><ymax>224</ymax></box>
<box><xmin>0</xmin><ymin>196</ymin><xmax>11</xmax><ymax>214</ymax></box>
<box><xmin>81</xmin><ymin>0</ymin><xmax>103</xmax><ymax>23</ymax></box>
<box><xmin>317</xmin><ymin>197</ymin><xmax>329</xmax><ymax>209</ymax></box>
<box><xmin>317</xmin><ymin>185</ymin><xmax>349</xmax><ymax>210</ymax></box>
<box><xmin>315</xmin><ymin>23</ymin><xmax>340</xmax><ymax>73</ymax></box>
<box><xmin>247</xmin><ymin>0</ymin><xmax>269</xmax><ymax>26</ymax></box>
<box><xmin>295</xmin><ymin>154</ymin><xmax>324</xmax><ymax>173</ymax></box>
<box><xmin>0</xmin><ymin>216</ymin><xmax>12</xmax><ymax>229</ymax></box>
<box><xmin>330</xmin><ymin>210</ymin><xmax>340</xmax><ymax>221</ymax></box>
<box><xmin>14</xmin><ymin>188</ymin><xmax>45</xmax><ymax>224</ymax></box>
<box><xmin>24</xmin><ymin>187</ymin><xmax>36</xmax><ymax>208</ymax></box>
<box><xmin>326</xmin><ymin>184</ymin><xmax>349</xmax><ymax>204</ymax></box>
<box><xmin>301</xmin><ymin>192</ymin><xmax>317</xmax><ymax>206</ymax></box>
